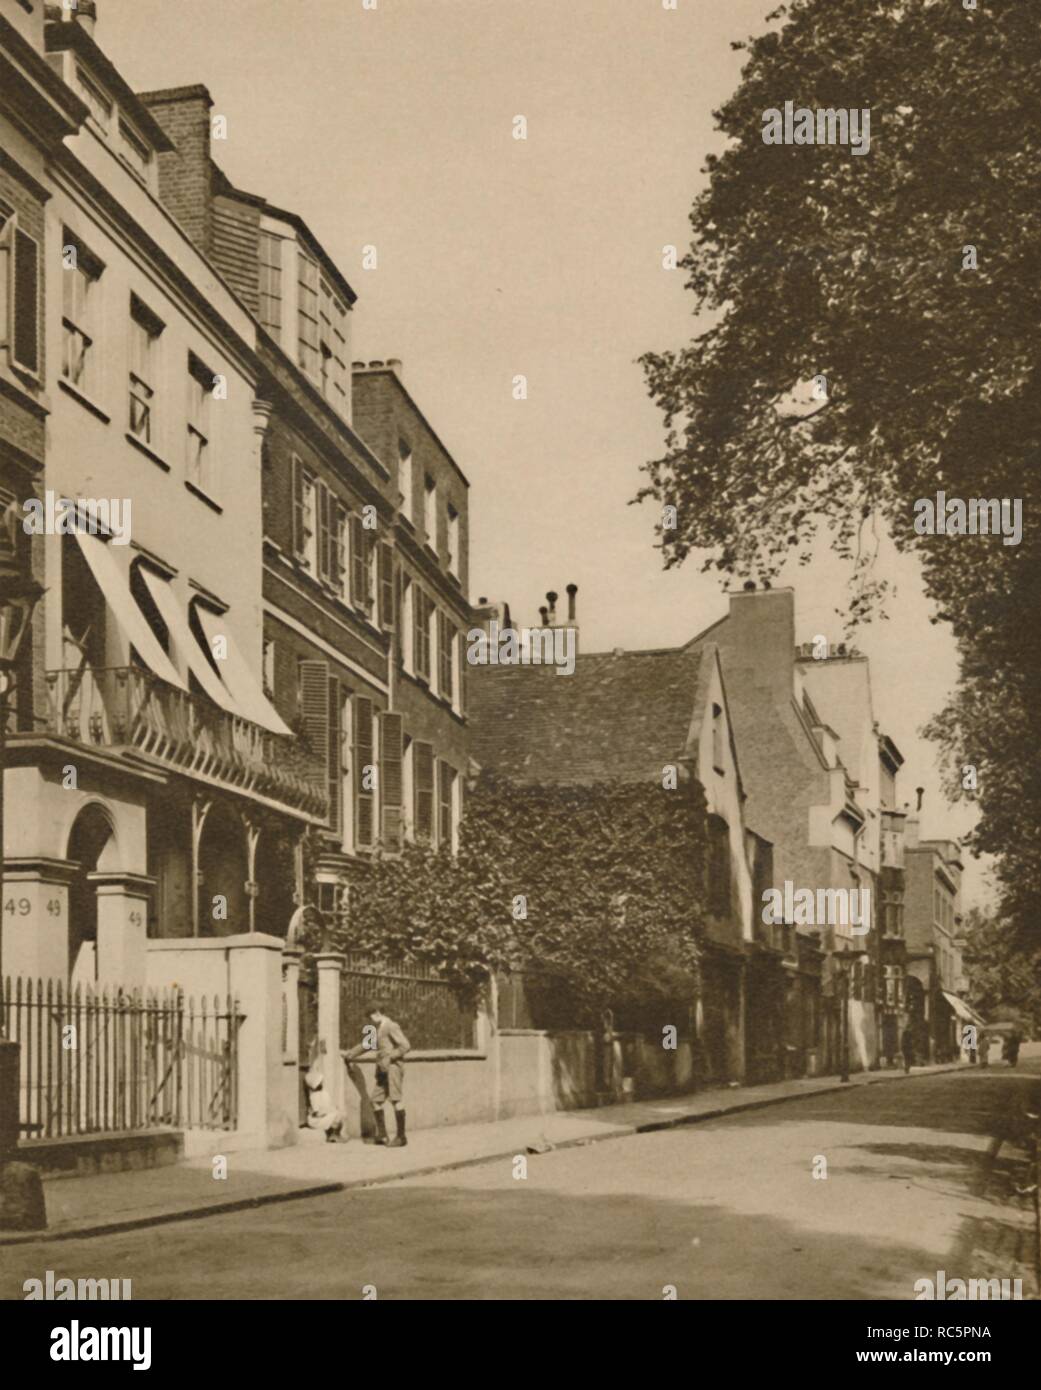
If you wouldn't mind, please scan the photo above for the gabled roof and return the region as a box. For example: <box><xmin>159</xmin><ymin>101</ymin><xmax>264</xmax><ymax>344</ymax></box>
<box><xmin>468</xmin><ymin>643</ymin><xmax>708</xmax><ymax>786</ymax></box>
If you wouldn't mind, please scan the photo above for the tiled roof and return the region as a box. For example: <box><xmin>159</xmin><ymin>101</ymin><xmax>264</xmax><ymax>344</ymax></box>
<box><xmin>467</xmin><ymin>644</ymin><xmax>706</xmax><ymax>785</ymax></box>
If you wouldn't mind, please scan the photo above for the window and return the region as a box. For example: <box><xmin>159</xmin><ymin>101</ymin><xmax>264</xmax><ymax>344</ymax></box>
<box><xmin>350</xmin><ymin>514</ymin><xmax>373</xmax><ymax>612</ymax></box>
<box><xmin>297</xmin><ymin>250</ymin><xmax>319</xmax><ymax>380</ymax></box>
<box><xmin>62</xmin><ymin>233</ymin><xmax>103</xmax><ymax>395</ymax></box>
<box><xmin>118</xmin><ymin>118</ymin><xmax>151</xmax><ymax>181</ymax></box>
<box><xmin>883</xmin><ymin>965</ymin><xmax>905</xmax><ymax>1009</ymax></box>
<box><xmin>398</xmin><ymin>440</ymin><xmax>413</xmax><ymax>522</ymax></box>
<box><xmin>707</xmin><ymin>814</ymin><xmax>731</xmax><ymax>916</ymax></box>
<box><xmin>262</xmin><ymin>637</ymin><xmax>275</xmax><ymax>699</ymax></box>
<box><xmin>332</xmin><ymin>501</ymin><xmax>348</xmax><ymax>597</ymax></box>
<box><xmin>711</xmin><ymin>702</ymin><xmax>724</xmax><ymax>772</ymax></box>
<box><xmin>128</xmin><ymin>296</ymin><xmax>162</xmax><ymax>446</ymax></box>
<box><xmin>438</xmin><ymin>612</ymin><xmax>453</xmax><ymax>702</ymax></box>
<box><xmin>414</xmin><ymin>741</ymin><xmax>434</xmax><ymax>842</ymax></box>
<box><xmin>438</xmin><ymin>761</ymin><xmax>456</xmax><ymax>852</ymax></box>
<box><xmin>447</xmin><ymin>504</ymin><xmax>459</xmax><ymax>576</ymax></box>
<box><xmin>353</xmin><ymin>695</ymin><xmax>375</xmax><ymax>848</ymax></box>
<box><xmin>379</xmin><ymin>713</ymin><xmax>404</xmax><ymax>852</ymax></box>
<box><xmin>883</xmin><ymin>890</ymin><xmax>904</xmax><ymax>938</ymax></box>
<box><xmin>318</xmin><ymin>278</ymin><xmax>348</xmax><ymax>415</ymax></box>
<box><xmin>414</xmin><ymin>590</ymin><xmax>432</xmax><ymax>680</ymax></box>
<box><xmin>258</xmin><ymin>232</ymin><xmax>283</xmax><ymax>341</ymax></box>
<box><xmin>76</xmin><ymin>65</ymin><xmax>111</xmax><ymax>130</ymax></box>
<box><xmin>401</xmin><ymin>575</ymin><xmax>414</xmax><ymax>675</ymax></box>
<box><xmin>377</xmin><ymin>542</ymin><xmax>395</xmax><ymax>630</ymax></box>
<box><xmin>423</xmin><ymin>476</ymin><xmax>436</xmax><ymax>549</ymax></box>
<box><xmin>0</xmin><ymin>209</ymin><xmax>40</xmax><ymax>377</ymax></box>
<box><xmin>292</xmin><ymin>457</ymin><xmax>318</xmax><ymax>571</ymax></box>
<box><xmin>186</xmin><ymin>353</ymin><xmax>216</xmax><ymax>493</ymax></box>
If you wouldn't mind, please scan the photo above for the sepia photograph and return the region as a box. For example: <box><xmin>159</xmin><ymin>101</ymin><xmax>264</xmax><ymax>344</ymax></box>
<box><xmin>0</xmin><ymin>0</ymin><xmax>1037</xmax><ymax>1358</ymax></box>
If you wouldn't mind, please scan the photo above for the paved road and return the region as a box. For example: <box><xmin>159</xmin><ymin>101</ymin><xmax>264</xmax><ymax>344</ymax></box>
<box><xmin>1</xmin><ymin>1064</ymin><xmax>1037</xmax><ymax>1300</ymax></box>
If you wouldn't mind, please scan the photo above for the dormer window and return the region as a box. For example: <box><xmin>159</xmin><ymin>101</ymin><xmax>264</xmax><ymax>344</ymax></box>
<box><xmin>118</xmin><ymin>117</ymin><xmax>151</xmax><ymax>181</ymax></box>
<box><xmin>76</xmin><ymin>64</ymin><xmax>111</xmax><ymax>131</ymax></box>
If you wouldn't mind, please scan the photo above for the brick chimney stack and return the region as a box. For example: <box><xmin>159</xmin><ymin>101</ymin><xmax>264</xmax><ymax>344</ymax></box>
<box><xmin>137</xmin><ymin>84</ymin><xmax>215</xmax><ymax>256</ymax></box>
<box><xmin>725</xmin><ymin>584</ymin><xmax>796</xmax><ymax>693</ymax></box>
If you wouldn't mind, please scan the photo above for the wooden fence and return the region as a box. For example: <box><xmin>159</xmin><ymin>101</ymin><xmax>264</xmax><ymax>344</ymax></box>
<box><xmin>1</xmin><ymin>976</ymin><xmax>244</xmax><ymax>1138</ymax></box>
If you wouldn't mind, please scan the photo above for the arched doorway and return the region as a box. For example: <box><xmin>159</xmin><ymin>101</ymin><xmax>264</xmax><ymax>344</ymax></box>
<box><xmin>67</xmin><ymin>803</ymin><xmax>118</xmax><ymax>986</ymax></box>
<box><xmin>196</xmin><ymin>800</ymin><xmax>249</xmax><ymax>935</ymax></box>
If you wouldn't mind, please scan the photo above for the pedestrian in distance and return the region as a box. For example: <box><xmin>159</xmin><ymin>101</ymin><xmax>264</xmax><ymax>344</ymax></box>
<box><xmin>900</xmin><ymin>1024</ymin><xmax>914</xmax><ymax>1075</ymax></box>
<box><xmin>1004</xmin><ymin>1029</ymin><xmax>1021</xmax><ymax>1068</ymax></box>
<box><xmin>345</xmin><ymin>1000</ymin><xmax>411</xmax><ymax>1147</ymax></box>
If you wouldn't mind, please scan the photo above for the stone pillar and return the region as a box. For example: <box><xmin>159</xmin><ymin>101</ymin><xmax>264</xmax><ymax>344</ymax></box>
<box><xmin>1</xmin><ymin>858</ymin><xmax>80</xmax><ymax>985</ymax></box>
<box><xmin>89</xmin><ymin>871</ymin><xmax>155</xmax><ymax>991</ymax></box>
<box><xmin>281</xmin><ymin>946</ymin><xmax>303</xmax><ymax>1131</ymax></box>
<box><xmin>315</xmin><ymin>952</ymin><xmax>344</xmax><ymax>1116</ymax></box>
<box><xmin>226</xmin><ymin>932</ymin><xmax>293</xmax><ymax>1149</ymax></box>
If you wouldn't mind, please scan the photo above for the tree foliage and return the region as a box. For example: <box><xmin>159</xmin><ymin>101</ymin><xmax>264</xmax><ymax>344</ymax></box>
<box><xmin>961</xmin><ymin>906</ymin><xmax>1041</xmax><ymax>1034</ymax></box>
<box><xmin>322</xmin><ymin>771</ymin><xmax>709</xmax><ymax>1020</ymax></box>
<box><xmin>637</xmin><ymin>0</ymin><xmax>1041</xmax><ymax>933</ymax></box>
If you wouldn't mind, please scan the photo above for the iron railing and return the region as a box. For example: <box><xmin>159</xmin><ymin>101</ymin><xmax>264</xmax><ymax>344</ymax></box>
<box><xmin>43</xmin><ymin>665</ymin><xmax>327</xmax><ymax>818</ymax></box>
<box><xmin>339</xmin><ymin>953</ymin><xmax>478</xmax><ymax>1052</ymax></box>
<box><xmin>2</xmin><ymin>975</ymin><xmax>244</xmax><ymax>1137</ymax></box>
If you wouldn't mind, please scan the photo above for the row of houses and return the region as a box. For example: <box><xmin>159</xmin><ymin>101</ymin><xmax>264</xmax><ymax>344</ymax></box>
<box><xmin>0</xmin><ymin>1</ymin><xmax>975</xmax><ymax>1157</ymax></box>
<box><xmin>470</xmin><ymin>584</ymin><xmax>976</xmax><ymax>1087</ymax></box>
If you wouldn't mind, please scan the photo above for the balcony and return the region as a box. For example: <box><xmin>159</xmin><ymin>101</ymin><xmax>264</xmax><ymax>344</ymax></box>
<box><xmin>44</xmin><ymin>666</ymin><xmax>327</xmax><ymax>820</ymax></box>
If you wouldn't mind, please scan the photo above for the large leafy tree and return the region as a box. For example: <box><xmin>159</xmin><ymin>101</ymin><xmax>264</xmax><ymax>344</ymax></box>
<box><xmin>637</xmin><ymin>0</ymin><xmax>1041</xmax><ymax>940</ymax></box>
<box><xmin>961</xmin><ymin>906</ymin><xmax>1041</xmax><ymax>1033</ymax></box>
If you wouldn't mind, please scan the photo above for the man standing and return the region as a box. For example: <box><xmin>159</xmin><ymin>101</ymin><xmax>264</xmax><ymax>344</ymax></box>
<box><xmin>900</xmin><ymin>1023</ymin><xmax>914</xmax><ymax>1075</ymax></box>
<box><xmin>346</xmin><ymin>1001</ymin><xmax>411</xmax><ymax>1147</ymax></box>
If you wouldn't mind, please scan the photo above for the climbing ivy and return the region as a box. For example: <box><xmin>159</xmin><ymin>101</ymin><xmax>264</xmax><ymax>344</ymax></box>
<box><xmin>324</xmin><ymin>770</ymin><xmax>710</xmax><ymax>1022</ymax></box>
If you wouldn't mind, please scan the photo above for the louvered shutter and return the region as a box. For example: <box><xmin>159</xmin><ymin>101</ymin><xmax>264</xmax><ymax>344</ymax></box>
<box><xmin>378</xmin><ymin>542</ymin><xmax>395</xmax><ymax>630</ymax></box>
<box><xmin>379</xmin><ymin>712</ymin><xmax>403</xmax><ymax>851</ymax></box>
<box><xmin>317</xmin><ymin>485</ymin><xmax>331</xmax><ymax>581</ymax></box>
<box><xmin>438</xmin><ymin>761</ymin><xmax>454</xmax><ymax>849</ymax></box>
<box><xmin>414</xmin><ymin>741</ymin><xmax>434</xmax><ymax>842</ymax></box>
<box><xmin>350</xmin><ymin>514</ymin><xmax>366</xmax><ymax>607</ymax></box>
<box><xmin>292</xmin><ymin>457</ymin><xmax>305</xmax><ymax>559</ymax></box>
<box><xmin>327</xmin><ymin>675</ymin><xmax>342</xmax><ymax>837</ymax></box>
<box><xmin>12</xmin><ymin>228</ymin><xmax>39</xmax><ymax>375</ymax></box>
<box><xmin>298</xmin><ymin>660</ymin><xmax>329</xmax><ymax>806</ymax></box>
<box><xmin>354</xmin><ymin>695</ymin><xmax>375</xmax><ymax>847</ymax></box>
<box><xmin>439</xmin><ymin>613</ymin><xmax>453</xmax><ymax>699</ymax></box>
<box><xmin>412</xmin><ymin>588</ymin><xmax>423</xmax><ymax>674</ymax></box>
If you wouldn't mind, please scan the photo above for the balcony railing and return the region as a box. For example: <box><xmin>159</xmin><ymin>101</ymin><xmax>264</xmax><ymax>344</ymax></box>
<box><xmin>44</xmin><ymin>666</ymin><xmax>327</xmax><ymax>819</ymax></box>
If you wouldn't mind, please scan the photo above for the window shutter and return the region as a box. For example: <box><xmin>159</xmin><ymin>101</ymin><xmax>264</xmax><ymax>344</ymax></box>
<box><xmin>292</xmin><ymin>457</ymin><xmax>305</xmax><ymax>559</ymax></box>
<box><xmin>327</xmin><ymin>675</ymin><xmax>342</xmax><ymax>837</ymax></box>
<box><xmin>414</xmin><ymin>741</ymin><xmax>434</xmax><ymax>842</ymax></box>
<box><xmin>439</xmin><ymin>613</ymin><xmax>453</xmax><ymax>699</ymax></box>
<box><xmin>378</xmin><ymin>542</ymin><xmax>395</xmax><ymax>630</ymax></box>
<box><xmin>12</xmin><ymin>227</ymin><xmax>39</xmax><ymax>375</ymax></box>
<box><xmin>379</xmin><ymin>712</ymin><xmax>403</xmax><ymax>851</ymax></box>
<box><xmin>438</xmin><ymin>761</ymin><xmax>454</xmax><ymax>850</ymax></box>
<box><xmin>354</xmin><ymin>695</ymin><xmax>375</xmax><ymax>847</ymax></box>
<box><xmin>298</xmin><ymin>660</ymin><xmax>329</xmax><ymax>798</ymax></box>
<box><xmin>317</xmin><ymin>485</ymin><xmax>331</xmax><ymax>581</ymax></box>
<box><xmin>351</xmin><ymin>514</ymin><xmax>366</xmax><ymax>607</ymax></box>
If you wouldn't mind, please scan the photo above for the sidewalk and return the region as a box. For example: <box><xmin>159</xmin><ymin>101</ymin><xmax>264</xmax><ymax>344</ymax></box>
<box><xmin>0</xmin><ymin>1060</ymin><xmax>970</xmax><ymax>1245</ymax></box>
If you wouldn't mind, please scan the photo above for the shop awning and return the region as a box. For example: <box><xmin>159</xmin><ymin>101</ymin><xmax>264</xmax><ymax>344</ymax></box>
<box><xmin>193</xmin><ymin>604</ymin><xmax>292</xmax><ymax>736</ymax></box>
<box><xmin>941</xmin><ymin>991</ymin><xmax>982</xmax><ymax>1025</ymax></box>
<box><xmin>74</xmin><ymin>531</ymin><xmax>186</xmax><ymax>691</ymax></box>
<box><xmin>137</xmin><ymin>567</ymin><xmax>239</xmax><ymax>716</ymax></box>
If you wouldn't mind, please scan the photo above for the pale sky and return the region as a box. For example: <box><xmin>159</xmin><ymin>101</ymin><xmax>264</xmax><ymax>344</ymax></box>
<box><xmin>97</xmin><ymin>0</ymin><xmax>989</xmax><ymax>904</ymax></box>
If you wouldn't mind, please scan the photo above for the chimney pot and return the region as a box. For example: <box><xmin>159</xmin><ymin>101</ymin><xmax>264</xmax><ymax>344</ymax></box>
<box><xmin>351</xmin><ymin>360</ymin><xmax>366</xmax><ymax>370</ymax></box>
<box><xmin>743</xmin><ymin>580</ymin><xmax>756</xmax><ymax>592</ymax></box>
<box><xmin>387</xmin><ymin>358</ymin><xmax>403</xmax><ymax>377</ymax></box>
<box><xmin>566</xmin><ymin>583</ymin><xmax>577</xmax><ymax>621</ymax></box>
<box><xmin>368</xmin><ymin>360</ymin><xmax>385</xmax><ymax>369</ymax></box>
<box><xmin>477</xmin><ymin>596</ymin><xmax>488</xmax><ymax>605</ymax></box>
<box><xmin>915</xmin><ymin>787</ymin><xmax>925</xmax><ymax>812</ymax></box>
<box><xmin>539</xmin><ymin>606</ymin><xmax>549</xmax><ymax>627</ymax></box>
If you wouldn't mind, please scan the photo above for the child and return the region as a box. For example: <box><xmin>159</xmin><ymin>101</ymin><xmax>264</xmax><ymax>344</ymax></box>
<box><xmin>345</xmin><ymin>1000</ymin><xmax>411</xmax><ymax>1147</ymax></box>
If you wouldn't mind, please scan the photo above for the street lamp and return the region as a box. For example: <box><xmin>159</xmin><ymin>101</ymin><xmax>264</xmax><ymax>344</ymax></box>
<box><xmin>0</xmin><ymin>539</ymin><xmax>45</xmax><ymax>1231</ymax></box>
<box><xmin>835</xmin><ymin>947</ymin><xmax>869</xmax><ymax>1084</ymax></box>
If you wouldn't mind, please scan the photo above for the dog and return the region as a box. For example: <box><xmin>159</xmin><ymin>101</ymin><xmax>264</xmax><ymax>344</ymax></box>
<box><xmin>304</xmin><ymin>1040</ymin><xmax>344</xmax><ymax>1143</ymax></box>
